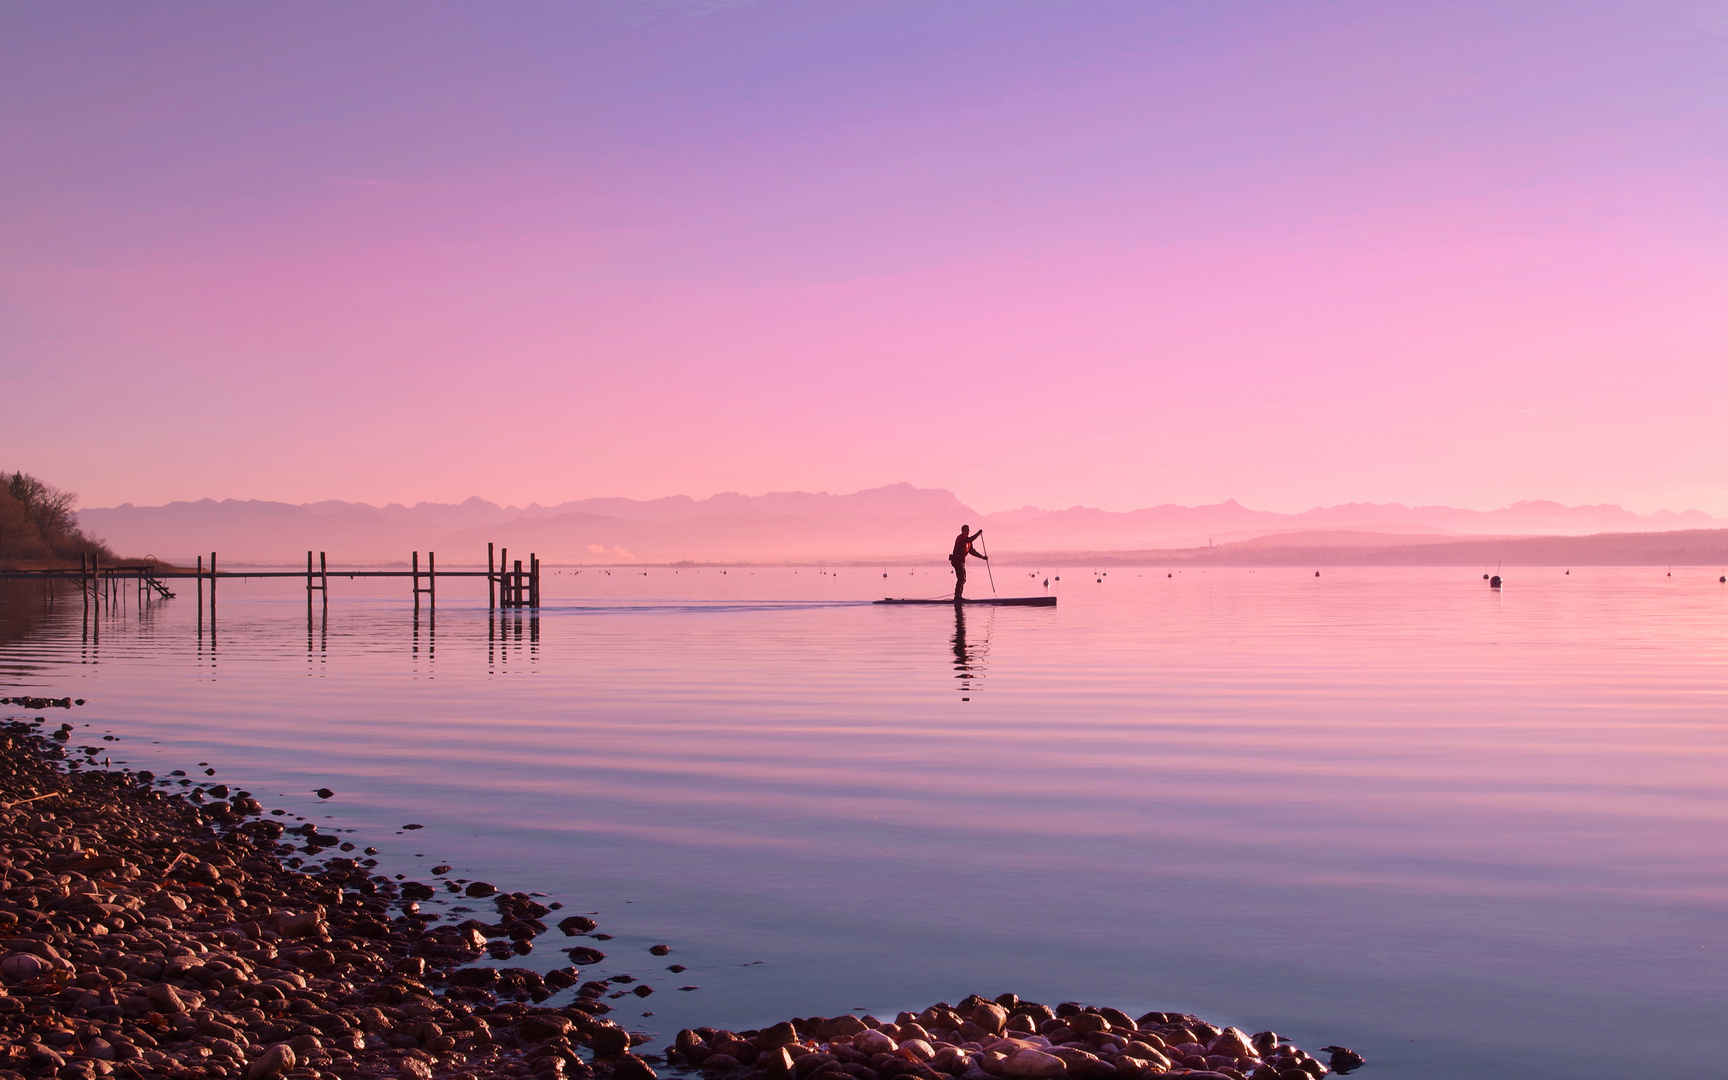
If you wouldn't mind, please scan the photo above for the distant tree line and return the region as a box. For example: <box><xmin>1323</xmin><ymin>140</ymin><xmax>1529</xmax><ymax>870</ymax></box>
<box><xmin>0</xmin><ymin>471</ymin><xmax>115</xmax><ymax>564</ymax></box>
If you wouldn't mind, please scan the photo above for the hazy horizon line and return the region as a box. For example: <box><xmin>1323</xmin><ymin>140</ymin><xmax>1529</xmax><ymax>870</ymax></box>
<box><xmin>82</xmin><ymin>483</ymin><xmax>1727</xmax><ymax>521</ymax></box>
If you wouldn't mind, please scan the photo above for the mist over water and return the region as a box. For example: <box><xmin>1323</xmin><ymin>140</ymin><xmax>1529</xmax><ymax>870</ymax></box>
<box><xmin>3</xmin><ymin>567</ymin><xmax>1725</xmax><ymax>1079</ymax></box>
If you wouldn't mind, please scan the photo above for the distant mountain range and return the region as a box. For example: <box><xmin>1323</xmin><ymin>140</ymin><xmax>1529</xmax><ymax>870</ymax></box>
<box><xmin>77</xmin><ymin>484</ymin><xmax>1728</xmax><ymax>565</ymax></box>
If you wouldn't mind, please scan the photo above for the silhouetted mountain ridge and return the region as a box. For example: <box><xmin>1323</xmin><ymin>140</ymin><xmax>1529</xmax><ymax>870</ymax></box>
<box><xmin>79</xmin><ymin>485</ymin><xmax>1728</xmax><ymax>564</ymax></box>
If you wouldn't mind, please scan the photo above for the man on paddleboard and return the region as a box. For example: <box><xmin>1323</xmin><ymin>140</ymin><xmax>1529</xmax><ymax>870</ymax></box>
<box><xmin>950</xmin><ymin>525</ymin><xmax>987</xmax><ymax>602</ymax></box>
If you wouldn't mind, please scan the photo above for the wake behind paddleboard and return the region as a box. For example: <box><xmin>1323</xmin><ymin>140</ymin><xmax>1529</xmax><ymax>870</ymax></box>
<box><xmin>873</xmin><ymin>596</ymin><xmax>1056</xmax><ymax>606</ymax></box>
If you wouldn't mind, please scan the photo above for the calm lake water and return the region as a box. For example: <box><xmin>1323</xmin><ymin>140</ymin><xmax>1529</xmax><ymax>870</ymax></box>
<box><xmin>2</xmin><ymin>566</ymin><xmax>1725</xmax><ymax>1078</ymax></box>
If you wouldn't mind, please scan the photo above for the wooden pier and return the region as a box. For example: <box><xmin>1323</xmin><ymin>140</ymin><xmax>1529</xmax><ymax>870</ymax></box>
<box><xmin>0</xmin><ymin>544</ymin><xmax>543</xmax><ymax>617</ymax></box>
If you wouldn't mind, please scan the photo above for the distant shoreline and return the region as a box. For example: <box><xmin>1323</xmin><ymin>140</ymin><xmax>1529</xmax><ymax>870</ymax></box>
<box><xmin>86</xmin><ymin>527</ymin><xmax>1728</xmax><ymax>571</ymax></box>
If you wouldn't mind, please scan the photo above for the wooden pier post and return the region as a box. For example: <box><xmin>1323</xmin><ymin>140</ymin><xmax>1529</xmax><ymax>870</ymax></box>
<box><xmin>306</xmin><ymin>551</ymin><xmax>329</xmax><ymax>605</ymax></box>
<box><xmin>513</xmin><ymin>559</ymin><xmax>523</xmax><ymax>609</ymax></box>
<box><xmin>488</xmin><ymin>543</ymin><xmax>496</xmax><ymax>609</ymax></box>
<box><xmin>530</xmin><ymin>553</ymin><xmax>540</xmax><ymax>608</ymax></box>
<box><xmin>500</xmin><ymin>547</ymin><xmax>510</xmax><ymax>606</ymax></box>
<box><xmin>196</xmin><ymin>555</ymin><xmax>203</xmax><ymax>636</ymax></box>
<box><xmin>209</xmin><ymin>552</ymin><xmax>217</xmax><ymax>628</ymax></box>
<box><xmin>410</xmin><ymin>552</ymin><xmax>436</xmax><ymax>608</ymax></box>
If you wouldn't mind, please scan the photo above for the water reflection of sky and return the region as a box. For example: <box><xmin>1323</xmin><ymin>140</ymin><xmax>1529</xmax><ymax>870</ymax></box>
<box><xmin>3</xmin><ymin>567</ymin><xmax>1726</xmax><ymax>1080</ymax></box>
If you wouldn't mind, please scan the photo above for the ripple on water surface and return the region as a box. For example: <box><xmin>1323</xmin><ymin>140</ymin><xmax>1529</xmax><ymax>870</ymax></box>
<box><xmin>2</xmin><ymin>567</ymin><xmax>1726</xmax><ymax>1080</ymax></box>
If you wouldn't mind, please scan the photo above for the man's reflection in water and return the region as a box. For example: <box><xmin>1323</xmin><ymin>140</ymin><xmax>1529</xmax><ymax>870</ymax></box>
<box><xmin>952</xmin><ymin>604</ymin><xmax>990</xmax><ymax>699</ymax></box>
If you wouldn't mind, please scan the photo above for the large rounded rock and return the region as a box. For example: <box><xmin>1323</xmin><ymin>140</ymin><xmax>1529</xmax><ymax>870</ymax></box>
<box><xmin>519</xmin><ymin>1015</ymin><xmax>572</xmax><ymax>1041</ymax></box>
<box><xmin>278</xmin><ymin>910</ymin><xmax>325</xmax><ymax>937</ymax></box>
<box><xmin>447</xmin><ymin>967</ymin><xmax>499</xmax><ymax>988</ymax></box>
<box><xmin>589</xmin><ymin>1025</ymin><xmax>632</xmax><ymax>1058</ymax></box>
<box><xmin>146</xmin><ymin>983</ymin><xmax>192</xmax><ymax>1014</ymax></box>
<box><xmin>144</xmin><ymin>890</ymin><xmax>188</xmax><ymax>913</ymax></box>
<box><xmin>1129</xmin><ymin>1049</ymin><xmax>1172</xmax><ymax>1073</ymax></box>
<box><xmin>824</xmin><ymin>1016</ymin><xmax>869</xmax><ymax>1038</ymax></box>
<box><xmin>755</xmin><ymin>1022</ymin><xmax>799</xmax><ymax>1050</ymax></box>
<box><xmin>397</xmin><ymin>1059</ymin><xmax>433</xmax><ymax>1080</ymax></box>
<box><xmin>245</xmin><ymin>1044</ymin><xmax>295</xmax><ymax>1080</ymax></box>
<box><xmin>1001</xmin><ymin>1050</ymin><xmax>1066</xmax><ymax>1079</ymax></box>
<box><xmin>1046</xmin><ymin>1047</ymin><xmax>1113</xmax><ymax>1078</ymax></box>
<box><xmin>1065</xmin><ymin>1013</ymin><xmax>1108</xmax><ymax>1035</ymax></box>
<box><xmin>614</xmin><ymin>1055</ymin><xmax>657</xmax><ymax>1080</ymax></box>
<box><xmin>898</xmin><ymin>1040</ymin><xmax>937</xmax><ymax>1063</ymax></box>
<box><xmin>1209</xmin><ymin>1028</ymin><xmax>1254</xmax><ymax>1060</ymax></box>
<box><xmin>969</xmin><ymin>1003</ymin><xmax>1009</xmax><ymax>1036</ymax></box>
<box><xmin>0</xmin><ymin>951</ymin><xmax>51</xmax><ymax>982</ymax></box>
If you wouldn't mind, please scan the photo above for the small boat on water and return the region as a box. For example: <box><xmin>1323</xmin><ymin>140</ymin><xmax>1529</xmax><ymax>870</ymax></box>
<box><xmin>874</xmin><ymin>596</ymin><xmax>1056</xmax><ymax>606</ymax></box>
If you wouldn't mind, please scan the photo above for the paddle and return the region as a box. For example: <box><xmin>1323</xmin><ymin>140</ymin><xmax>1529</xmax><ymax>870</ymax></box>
<box><xmin>978</xmin><ymin>532</ymin><xmax>997</xmax><ymax>597</ymax></box>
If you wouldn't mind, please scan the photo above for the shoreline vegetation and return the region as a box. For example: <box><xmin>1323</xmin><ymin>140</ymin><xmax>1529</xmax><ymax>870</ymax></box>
<box><xmin>0</xmin><ymin>474</ymin><xmax>113</xmax><ymax>571</ymax></box>
<box><xmin>0</xmin><ymin>709</ymin><xmax>1351</xmax><ymax>1080</ymax></box>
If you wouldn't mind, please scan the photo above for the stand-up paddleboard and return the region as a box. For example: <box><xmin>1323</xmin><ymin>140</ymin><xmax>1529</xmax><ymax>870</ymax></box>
<box><xmin>874</xmin><ymin>596</ymin><xmax>1056</xmax><ymax>606</ymax></box>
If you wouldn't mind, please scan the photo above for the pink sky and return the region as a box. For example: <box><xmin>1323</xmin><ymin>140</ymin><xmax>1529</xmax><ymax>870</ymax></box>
<box><xmin>3</xmin><ymin>2</ymin><xmax>1725</xmax><ymax>514</ymax></box>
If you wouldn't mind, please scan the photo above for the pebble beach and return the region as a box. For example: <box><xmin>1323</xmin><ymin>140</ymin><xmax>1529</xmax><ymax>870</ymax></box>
<box><xmin>0</xmin><ymin>706</ymin><xmax>1353</xmax><ymax>1080</ymax></box>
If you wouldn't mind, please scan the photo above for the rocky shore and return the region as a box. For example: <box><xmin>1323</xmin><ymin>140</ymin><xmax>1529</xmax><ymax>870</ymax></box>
<box><xmin>665</xmin><ymin>1001</ymin><xmax>1350</xmax><ymax>1080</ymax></box>
<box><xmin>0</xmin><ymin>714</ymin><xmax>1355</xmax><ymax>1080</ymax></box>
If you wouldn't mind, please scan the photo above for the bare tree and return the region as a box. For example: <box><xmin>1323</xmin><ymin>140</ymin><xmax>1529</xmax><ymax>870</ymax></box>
<box><xmin>0</xmin><ymin>471</ymin><xmax>113</xmax><ymax>563</ymax></box>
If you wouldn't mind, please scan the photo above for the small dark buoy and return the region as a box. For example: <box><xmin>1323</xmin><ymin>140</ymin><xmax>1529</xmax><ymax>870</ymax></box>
<box><xmin>1489</xmin><ymin>575</ymin><xmax>1502</xmax><ymax>588</ymax></box>
<box><xmin>1314</xmin><ymin>570</ymin><xmax>1320</xmax><ymax>577</ymax></box>
<box><xmin>314</xmin><ymin>787</ymin><xmax>335</xmax><ymax>800</ymax></box>
<box><xmin>1721</xmin><ymin>575</ymin><xmax>1726</xmax><ymax>583</ymax></box>
<box><xmin>1320</xmin><ymin>1046</ymin><xmax>1365</xmax><ymax>1074</ymax></box>
<box><xmin>1565</xmin><ymin>570</ymin><xmax>1570</xmax><ymax>575</ymax></box>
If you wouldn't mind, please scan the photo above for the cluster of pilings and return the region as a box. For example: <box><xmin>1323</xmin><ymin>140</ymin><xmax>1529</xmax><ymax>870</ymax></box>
<box><xmin>70</xmin><ymin>553</ymin><xmax>176</xmax><ymax>611</ymax></box>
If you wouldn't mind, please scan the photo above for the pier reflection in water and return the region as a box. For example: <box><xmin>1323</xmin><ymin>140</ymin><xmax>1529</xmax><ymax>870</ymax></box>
<box><xmin>1</xmin><ymin>568</ymin><xmax>1725</xmax><ymax>1080</ymax></box>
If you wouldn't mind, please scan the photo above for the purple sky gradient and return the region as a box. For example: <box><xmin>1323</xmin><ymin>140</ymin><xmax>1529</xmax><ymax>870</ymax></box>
<box><xmin>3</xmin><ymin>2</ymin><xmax>1725</xmax><ymax>513</ymax></box>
